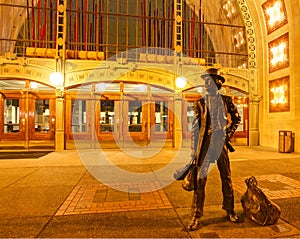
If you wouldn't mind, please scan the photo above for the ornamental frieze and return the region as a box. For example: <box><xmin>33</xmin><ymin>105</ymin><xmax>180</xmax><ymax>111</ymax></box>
<box><xmin>0</xmin><ymin>64</ymin><xmax>47</xmax><ymax>81</ymax></box>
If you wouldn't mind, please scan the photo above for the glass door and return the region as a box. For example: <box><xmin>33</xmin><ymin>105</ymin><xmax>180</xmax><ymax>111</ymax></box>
<box><xmin>28</xmin><ymin>94</ymin><xmax>55</xmax><ymax>149</ymax></box>
<box><xmin>154</xmin><ymin>101</ymin><xmax>169</xmax><ymax>133</ymax></box>
<box><xmin>65</xmin><ymin>95</ymin><xmax>94</xmax><ymax>149</ymax></box>
<box><xmin>99</xmin><ymin>100</ymin><xmax>115</xmax><ymax>133</ymax></box>
<box><xmin>4</xmin><ymin>98</ymin><xmax>21</xmax><ymax>134</ymax></box>
<box><xmin>123</xmin><ymin>100</ymin><xmax>148</xmax><ymax>146</ymax></box>
<box><xmin>182</xmin><ymin>100</ymin><xmax>196</xmax><ymax>140</ymax></box>
<box><xmin>1</xmin><ymin>96</ymin><xmax>26</xmax><ymax>146</ymax></box>
<box><xmin>181</xmin><ymin>99</ymin><xmax>198</xmax><ymax>148</ymax></box>
<box><xmin>71</xmin><ymin>100</ymin><xmax>87</xmax><ymax>134</ymax></box>
<box><xmin>96</xmin><ymin>99</ymin><xmax>119</xmax><ymax>147</ymax></box>
<box><xmin>0</xmin><ymin>90</ymin><xmax>56</xmax><ymax>150</ymax></box>
<box><xmin>96</xmin><ymin>98</ymin><xmax>149</xmax><ymax>147</ymax></box>
<box><xmin>33</xmin><ymin>99</ymin><xmax>51</xmax><ymax>133</ymax></box>
<box><xmin>150</xmin><ymin>98</ymin><xmax>174</xmax><ymax>144</ymax></box>
<box><xmin>128</xmin><ymin>101</ymin><xmax>143</xmax><ymax>133</ymax></box>
<box><xmin>232</xmin><ymin>97</ymin><xmax>249</xmax><ymax>145</ymax></box>
<box><xmin>0</xmin><ymin>92</ymin><xmax>26</xmax><ymax>150</ymax></box>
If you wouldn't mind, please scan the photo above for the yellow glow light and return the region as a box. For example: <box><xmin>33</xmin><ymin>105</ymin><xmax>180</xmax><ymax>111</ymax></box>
<box><xmin>238</xmin><ymin>63</ymin><xmax>247</xmax><ymax>69</ymax></box>
<box><xmin>30</xmin><ymin>82</ymin><xmax>38</xmax><ymax>89</ymax></box>
<box><xmin>271</xmin><ymin>85</ymin><xmax>286</xmax><ymax>104</ymax></box>
<box><xmin>49</xmin><ymin>72</ymin><xmax>63</xmax><ymax>87</ymax></box>
<box><xmin>270</xmin><ymin>42</ymin><xmax>286</xmax><ymax>65</ymax></box>
<box><xmin>175</xmin><ymin>76</ymin><xmax>187</xmax><ymax>89</ymax></box>
<box><xmin>266</xmin><ymin>1</ymin><xmax>284</xmax><ymax>27</ymax></box>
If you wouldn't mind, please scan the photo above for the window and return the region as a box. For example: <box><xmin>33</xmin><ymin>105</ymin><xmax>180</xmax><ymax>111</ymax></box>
<box><xmin>35</xmin><ymin>99</ymin><xmax>50</xmax><ymax>132</ymax></box>
<box><xmin>128</xmin><ymin>101</ymin><xmax>142</xmax><ymax>132</ymax></box>
<box><xmin>100</xmin><ymin>100</ymin><xmax>115</xmax><ymax>132</ymax></box>
<box><xmin>4</xmin><ymin>99</ymin><xmax>20</xmax><ymax>133</ymax></box>
<box><xmin>186</xmin><ymin>102</ymin><xmax>195</xmax><ymax>132</ymax></box>
<box><xmin>72</xmin><ymin>100</ymin><xmax>87</xmax><ymax>133</ymax></box>
<box><xmin>155</xmin><ymin>101</ymin><xmax>168</xmax><ymax>132</ymax></box>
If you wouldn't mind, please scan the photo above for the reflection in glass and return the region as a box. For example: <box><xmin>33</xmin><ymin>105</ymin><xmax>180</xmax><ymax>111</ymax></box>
<box><xmin>4</xmin><ymin>99</ymin><xmax>20</xmax><ymax>133</ymax></box>
<box><xmin>128</xmin><ymin>101</ymin><xmax>142</xmax><ymax>132</ymax></box>
<box><xmin>187</xmin><ymin>102</ymin><xmax>195</xmax><ymax>132</ymax></box>
<box><xmin>72</xmin><ymin>100</ymin><xmax>87</xmax><ymax>132</ymax></box>
<box><xmin>100</xmin><ymin>100</ymin><xmax>114</xmax><ymax>132</ymax></box>
<box><xmin>35</xmin><ymin>99</ymin><xmax>50</xmax><ymax>132</ymax></box>
<box><xmin>155</xmin><ymin>101</ymin><xmax>168</xmax><ymax>132</ymax></box>
<box><xmin>124</xmin><ymin>84</ymin><xmax>147</xmax><ymax>93</ymax></box>
<box><xmin>96</xmin><ymin>83</ymin><xmax>120</xmax><ymax>92</ymax></box>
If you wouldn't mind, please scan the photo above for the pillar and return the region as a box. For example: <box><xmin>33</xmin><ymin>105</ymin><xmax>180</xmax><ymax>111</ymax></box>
<box><xmin>248</xmin><ymin>94</ymin><xmax>262</xmax><ymax>146</ymax></box>
<box><xmin>174</xmin><ymin>93</ymin><xmax>183</xmax><ymax>149</ymax></box>
<box><xmin>55</xmin><ymin>92</ymin><xmax>65</xmax><ymax>151</ymax></box>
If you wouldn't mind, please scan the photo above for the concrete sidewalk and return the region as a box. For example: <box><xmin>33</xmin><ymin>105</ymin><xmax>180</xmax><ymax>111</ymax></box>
<box><xmin>0</xmin><ymin>146</ymin><xmax>300</xmax><ymax>238</ymax></box>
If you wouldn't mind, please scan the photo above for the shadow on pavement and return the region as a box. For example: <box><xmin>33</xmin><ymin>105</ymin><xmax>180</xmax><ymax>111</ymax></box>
<box><xmin>0</xmin><ymin>151</ymin><xmax>52</xmax><ymax>159</ymax></box>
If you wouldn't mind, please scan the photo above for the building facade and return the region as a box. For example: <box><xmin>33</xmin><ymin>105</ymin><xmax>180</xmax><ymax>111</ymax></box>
<box><xmin>0</xmin><ymin>0</ymin><xmax>299</xmax><ymax>152</ymax></box>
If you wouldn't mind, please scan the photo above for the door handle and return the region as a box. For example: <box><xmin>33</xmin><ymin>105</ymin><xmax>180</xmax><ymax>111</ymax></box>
<box><xmin>21</xmin><ymin>118</ymin><xmax>25</xmax><ymax>132</ymax></box>
<box><xmin>51</xmin><ymin>118</ymin><xmax>55</xmax><ymax>128</ymax></box>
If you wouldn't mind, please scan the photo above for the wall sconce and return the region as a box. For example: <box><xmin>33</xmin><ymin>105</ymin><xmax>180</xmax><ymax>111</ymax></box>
<box><xmin>270</xmin><ymin>85</ymin><xmax>286</xmax><ymax>104</ymax></box>
<box><xmin>268</xmin><ymin>33</ymin><xmax>289</xmax><ymax>73</ymax></box>
<box><xmin>266</xmin><ymin>1</ymin><xmax>284</xmax><ymax>26</ymax></box>
<box><xmin>269</xmin><ymin>77</ymin><xmax>290</xmax><ymax>112</ymax></box>
<box><xmin>270</xmin><ymin>42</ymin><xmax>287</xmax><ymax>65</ymax></box>
<box><xmin>262</xmin><ymin>0</ymin><xmax>288</xmax><ymax>34</ymax></box>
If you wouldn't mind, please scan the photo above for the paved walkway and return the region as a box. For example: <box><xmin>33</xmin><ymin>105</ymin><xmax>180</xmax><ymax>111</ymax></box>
<box><xmin>0</xmin><ymin>146</ymin><xmax>300</xmax><ymax>238</ymax></box>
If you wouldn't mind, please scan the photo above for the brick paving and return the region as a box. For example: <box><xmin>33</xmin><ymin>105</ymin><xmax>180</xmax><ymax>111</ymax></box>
<box><xmin>56</xmin><ymin>181</ymin><xmax>172</xmax><ymax>216</ymax></box>
<box><xmin>57</xmin><ymin>173</ymin><xmax>300</xmax><ymax>216</ymax></box>
<box><xmin>233</xmin><ymin>174</ymin><xmax>300</xmax><ymax>199</ymax></box>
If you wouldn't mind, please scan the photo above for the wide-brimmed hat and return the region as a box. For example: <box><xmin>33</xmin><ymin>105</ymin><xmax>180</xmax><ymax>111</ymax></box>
<box><xmin>200</xmin><ymin>72</ymin><xmax>225</xmax><ymax>90</ymax></box>
<box><xmin>200</xmin><ymin>73</ymin><xmax>225</xmax><ymax>84</ymax></box>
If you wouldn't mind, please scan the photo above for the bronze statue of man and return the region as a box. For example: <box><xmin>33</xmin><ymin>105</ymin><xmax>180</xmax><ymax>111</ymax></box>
<box><xmin>188</xmin><ymin>69</ymin><xmax>241</xmax><ymax>231</ymax></box>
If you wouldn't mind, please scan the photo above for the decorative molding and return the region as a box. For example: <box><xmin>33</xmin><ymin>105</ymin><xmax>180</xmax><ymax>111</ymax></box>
<box><xmin>237</xmin><ymin>0</ymin><xmax>257</xmax><ymax>70</ymax></box>
<box><xmin>224</xmin><ymin>75</ymin><xmax>249</xmax><ymax>93</ymax></box>
<box><xmin>236</xmin><ymin>0</ymin><xmax>258</xmax><ymax>96</ymax></box>
<box><xmin>66</xmin><ymin>67</ymin><xmax>175</xmax><ymax>91</ymax></box>
<box><xmin>0</xmin><ymin>64</ymin><xmax>51</xmax><ymax>84</ymax></box>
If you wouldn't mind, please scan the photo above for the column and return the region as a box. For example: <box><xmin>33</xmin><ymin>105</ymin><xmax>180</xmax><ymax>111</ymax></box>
<box><xmin>248</xmin><ymin>94</ymin><xmax>262</xmax><ymax>146</ymax></box>
<box><xmin>55</xmin><ymin>91</ymin><xmax>65</xmax><ymax>151</ymax></box>
<box><xmin>173</xmin><ymin>93</ymin><xmax>183</xmax><ymax>149</ymax></box>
